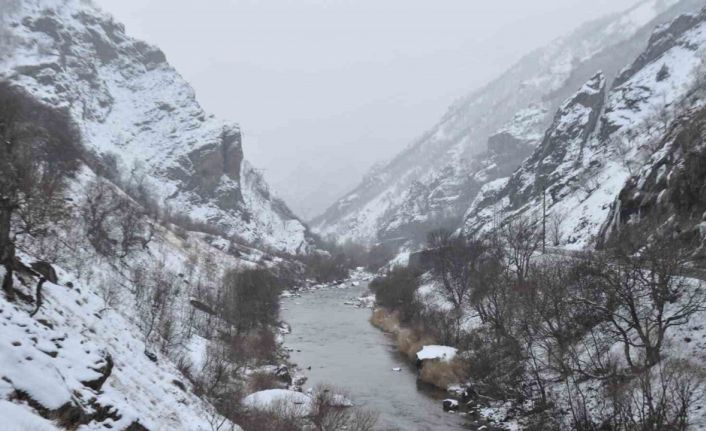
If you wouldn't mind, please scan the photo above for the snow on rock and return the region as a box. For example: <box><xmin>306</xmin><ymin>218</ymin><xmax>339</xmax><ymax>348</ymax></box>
<box><xmin>462</xmin><ymin>7</ymin><xmax>706</xmax><ymax>248</ymax></box>
<box><xmin>442</xmin><ymin>399</ymin><xmax>459</xmax><ymax>411</ymax></box>
<box><xmin>329</xmin><ymin>394</ymin><xmax>354</xmax><ymax>408</ymax></box>
<box><xmin>313</xmin><ymin>0</ymin><xmax>701</xmax><ymax>249</ymax></box>
<box><xmin>0</xmin><ymin>257</ymin><xmax>239</xmax><ymax>431</ymax></box>
<box><xmin>416</xmin><ymin>345</ymin><xmax>458</xmax><ymax>362</ymax></box>
<box><xmin>0</xmin><ymin>0</ymin><xmax>311</xmax><ymax>255</ymax></box>
<box><xmin>242</xmin><ymin>389</ymin><xmax>313</xmax><ymax>416</ymax></box>
<box><xmin>1</xmin><ymin>400</ymin><xmax>60</xmax><ymax>431</ymax></box>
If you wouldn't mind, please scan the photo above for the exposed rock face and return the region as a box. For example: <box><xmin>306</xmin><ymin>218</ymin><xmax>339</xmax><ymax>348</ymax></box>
<box><xmin>508</xmin><ymin>73</ymin><xmax>607</xmax><ymax>208</ymax></box>
<box><xmin>613</xmin><ymin>8</ymin><xmax>706</xmax><ymax>87</ymax></box>
<box><xmin>462</xmin><ymin>6</ymin><xmax>706</xmax><ymax>250</ymax></box>
<box><xmin>602</xmin><ymin>107</ymin><xmax>706</xmax><ymax>258</ymax></box>
<box><xmin>461</xmin><ymin>73</ymin><xmax>608</xmax><ymax>242</ymax></box>
<box><xmin>0</xmin><ymin>0</ymin><xmax>311</xmax><ymax>254</ymax></box>
<box><xmin>314</xmin><ymin>0</ymin><xmax>703</xmax><ymax>249</ymax></box>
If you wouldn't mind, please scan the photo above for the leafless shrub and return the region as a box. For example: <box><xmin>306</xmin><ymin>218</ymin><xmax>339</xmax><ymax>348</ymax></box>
<box><xmin>131</xmin><ymin>260</ymin><xmax>187</xmax><ymax>356</ymax></box>
<box><xmin>82</xmin><ymin>178</ymin><xmax>155</xmax><ymax>259</ymax></box>
<box><xmin>248</xmin><ymin>372</ymin><xmax>283</xmax><ymax>393</ymax></box>
<box><xmin>218</xmin><ymin>268</ymin><xmax>282</xmax><ymax>335</ymax></box>
<box><xmin>548</xmin><ymin>211</ymin><xmax>565</xmax><ymax>247</ymax></box>
<box><xmin>309</xmin><ymin>385</ymin><xmax>379</xmax><ymax>431</ymax></box>
<box><xmin>606</xmin><ymin>359</ymin><xmax>705</xmax><ymax>431</ymax></box>
<box><xmin>579</xmin><ymin>234</ymin><xmax>705</xmax><ymax>369</ymax></box>
<box><xmin>97</xmin><ymin>278</ymin><xmax>121</xmax><ymax>312</ymax></box>
<box><xmin>500</xmin><ymin>217</ymin><xmax>541</xmax><ymax>285</ymax></box>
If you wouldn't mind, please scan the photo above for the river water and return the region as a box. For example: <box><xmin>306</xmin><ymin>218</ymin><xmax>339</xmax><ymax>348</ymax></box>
<box><xmin>281</xmin><ymin>282</ymin><xmax>470</xmax><ymax>431</ymax></box>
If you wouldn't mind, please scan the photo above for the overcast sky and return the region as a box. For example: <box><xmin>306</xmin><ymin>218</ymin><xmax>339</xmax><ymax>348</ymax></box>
<box><xmin>97</xmin><ymin>0</ymin><xmax>637</xmax><ymax>220</ymax></box>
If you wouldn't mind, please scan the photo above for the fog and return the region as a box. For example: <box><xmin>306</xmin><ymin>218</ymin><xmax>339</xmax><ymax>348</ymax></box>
<box><xmin>98</xmin><ymin>0</ymin><xmax>636</xmax><ymax>220</ymax></box>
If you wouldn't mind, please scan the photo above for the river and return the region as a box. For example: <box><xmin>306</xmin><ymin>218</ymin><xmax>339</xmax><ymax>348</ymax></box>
<box><xmin>281</xmin><ymin>281</ymin><xmax>470</xmax><ymax>431</ymax></box>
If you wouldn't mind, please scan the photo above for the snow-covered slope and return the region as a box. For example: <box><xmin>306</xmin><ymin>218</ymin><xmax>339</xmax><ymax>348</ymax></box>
<box><xmin>0</xmin><ymin>0</ymin><xmax>311</xmax><ymax>255</ymax></box>
<box><xmin>600</xmin><ymin>97</ymin><xmax>706</xmax><ymax>258</ymax></box>
<box><xmin>0</xmin><ymin>157</ymin><xmax>264</xmax><ymax>430</ymax></box>
<box><xmin>0</xmin><ymin>1</ymin><xmax>316</xmax><ymax>429</ymax></box>
<box><xmin>0</xmin><ymin>252</ymin><xmax>241</xmax><ymax>431</ymax></box>
<box><xmin>313</xmin><ymin>0</ymin><xmax>703</xmax><ymax>248</ymax></box>
<box><xmin>462</xmin><ymin>6</ymin><xmax>706</xmax><ymax>252</ymax></box>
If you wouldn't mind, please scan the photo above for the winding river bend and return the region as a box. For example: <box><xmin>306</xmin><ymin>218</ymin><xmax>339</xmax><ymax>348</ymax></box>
<box><xmin>281</xmin><ymin>282</ymin><xmax>469</xmax><ymax>431</ymax></box>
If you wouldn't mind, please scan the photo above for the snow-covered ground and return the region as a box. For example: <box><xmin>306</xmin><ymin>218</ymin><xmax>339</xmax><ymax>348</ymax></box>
<box><xmin>0</xmin><ymin>252</ymin><xmax>240</xmax><ymax>431</ymax></box>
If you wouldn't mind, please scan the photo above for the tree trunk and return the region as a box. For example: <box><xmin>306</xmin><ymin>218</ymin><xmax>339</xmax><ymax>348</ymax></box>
<box><xmin>0</xmin><ymin>206</ymin><xmax>15</xmax><ymax>300</ymax></box>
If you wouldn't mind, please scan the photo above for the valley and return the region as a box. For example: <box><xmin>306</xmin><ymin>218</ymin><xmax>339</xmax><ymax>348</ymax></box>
<box><xmin>2</xmin><ymin>0</ymin><xmax>706</xmax><ymax>430</ymax></box>
<box><xmin>281</xmin><ymin>281</ymin><xmax>469</xmax><ymax>431</ymax></box>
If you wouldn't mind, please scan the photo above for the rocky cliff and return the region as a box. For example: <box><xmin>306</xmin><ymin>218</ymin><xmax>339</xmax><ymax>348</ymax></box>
<box><xmin>462</xmin><ymin>5</ymin><xmax>706</xmax><ymax>253</ymax></box>
<box><xmin>0</xmin><ymin>0</ymin><xmax>312</xmax><ymax>255</ymax></box>
<box><xmin>314</xmin><ymin>0</ymin><xmax>704</xmax><ymax>250</ymax></box>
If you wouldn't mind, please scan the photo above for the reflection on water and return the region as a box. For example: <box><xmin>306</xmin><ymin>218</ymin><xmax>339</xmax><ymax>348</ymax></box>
<box><xmin>281</xmin><ymin>283</ymin><xmax>469</xmax><ymax>431</ymax></box>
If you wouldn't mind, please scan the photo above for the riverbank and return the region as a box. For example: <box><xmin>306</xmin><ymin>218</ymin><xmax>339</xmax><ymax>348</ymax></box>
<box><xmin>370</xmin><ymin>307</ymin><xmax>468</xmax><ymax>390</ymax></box>
<box><xmin>281</xmin><ymin>281</ymin><xmax>470</xmax><ymax>430</ymax></box>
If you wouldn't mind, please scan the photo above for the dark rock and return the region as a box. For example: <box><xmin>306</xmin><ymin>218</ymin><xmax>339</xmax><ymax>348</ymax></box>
<box><xmin>614</xmin><ymin>9</ymin><xmax>706</xmax><ymax>87</ymax></box>
<box><xmin>144</xmin><ymin>350</ymin><xmax>158</xmax><ymax>363</ymax></box>
<box><xmin>125</xmin><ymin>421</ymin><xmax>149</xmax><ymax>431</ymax></box>
<box><xmin>31</xmin><ymin>261</ymin><xmax>58</xmax><ymax>284</ymax></box>
<box><xmin>189</xmin><ymin>299</ymin><xmax>216</xmax><ymax>315</ymax></box>
<box><xmin>600</xmin><ymin>106</ymin><xmax>706</xmax><ymax>256</ymax></box>
<box><xmin>81</xmin><ymin>353</ymin><xmax>113</xmax><ymax>391</ymax></box>
<box><xmin>276</xmin><ymin>366</ymin><xmax>293</xmax><ymax>386</ymax></box>
<box><xmin>22</xmin><ymin>16</ymin><xmax>63</xmax><ymax>41</ymax></box>
<box><xmin>443</xmin><ymin>399</ymin><xmax>460</xmax><ymax>411</ymax></box>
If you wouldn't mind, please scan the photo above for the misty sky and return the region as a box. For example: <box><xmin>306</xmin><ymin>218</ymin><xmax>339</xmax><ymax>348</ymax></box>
<box><xmin>98</xmin><ymin>0</ymin><xmax>637</xmax><ymax>220</ymax></box>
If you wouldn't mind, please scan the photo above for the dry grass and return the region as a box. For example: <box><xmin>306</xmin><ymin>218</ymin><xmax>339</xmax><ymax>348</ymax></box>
<box><xmin>370</xmin><ymin>308</ymin><xmax>434</xmax><ymax>360</ymax></box>
<box><xmin>396</xmin><ymin>328</ymin><xmax>435</xmax><ymax>361</ymax></box>
<box><xmin>371</xmin><ymin>307</ymin><xmax>465</xmax><ymax>389</ymax></box>
<box><xmin>369</xmin><ymin>308</ymin><xmax>400</xmax><ymax>333</ymax></box>
<box><xmin>418</xmin><ymin>359</ymin><xmax>468</xmax><ymax>389</ymax></box>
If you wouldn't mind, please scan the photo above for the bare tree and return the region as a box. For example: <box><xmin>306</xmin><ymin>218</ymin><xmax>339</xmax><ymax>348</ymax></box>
<box><xmin>548</xmin><ymin>210</ymin><xmax>565</xmax><ymax>247</ymax></box>
<box><xmin>427</xmin><ymin>229</ymin><xmax>500</xmax><ymax>343</ymax></box>
<box><xmin>607</xmin><ymin>359</ymin><xmax>705</xmax><ymax>430</ymax></box>
<box><xmin>501</xmin><ymin>217</ymin><xmax>541</xmax><ymax>285</ymax></box>
<box><xmin>0</xmin><ymin>83</ymin><xmax>80</xmax><ymax>297</ymax></box>
<box><xmin>427</xmin><ymin>229</ymin><xmax>497</xmax><ymax>308</ymax></box>
<box><xmin>611</xmin><ymin>134</ymin><xmax>638</xmax><ymax>177</ymax></box>
<box><xmin>645</xmin><ymin>92</ymin><xmax>672</xmax><ymax>136</ymax></box>
<box><xmin>82</xmin><ymin>178</ymin><xmax>154</xmax><ymax>259</ymax></box>
<box><xmin>579</xmin><ymin>235</ymin><xmax>705</xmax><ymax>369</ymax></box>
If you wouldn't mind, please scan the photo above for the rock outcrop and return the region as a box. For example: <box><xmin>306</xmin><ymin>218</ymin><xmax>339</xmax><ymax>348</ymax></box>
<box><xmin>314</xmin><ymin>0</ymin><xmax>703</xmax><ymax>250</ymax></box>
<box><xmin>0</xmin><ymin>0</ymin><xmax>312</xmax><ymax>255</ymax></box>
<box><xmin>462</xmin><ymin>6</ymin><xmax>706</xmax><ymax>251</ymax></box>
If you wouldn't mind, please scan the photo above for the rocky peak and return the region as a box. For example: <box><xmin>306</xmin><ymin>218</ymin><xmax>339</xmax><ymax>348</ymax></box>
<box><xmin>614</xmin><ymin>7</ymin><xmax>706</xmax><ymax>86</ymax></box>
<box><xmin>529</xmin><ymin>72</ymin><xmax>606</xmax><ymax>183</ymax></box>
<box><xmin>463</xmin><ymin>6</ymin><xmax>706</xmax><ymax>249</ymax></box>
<box><xmin>1</xmin><ymin>0</ymin><xmax>311</xmax><ymax>254</ymax></box>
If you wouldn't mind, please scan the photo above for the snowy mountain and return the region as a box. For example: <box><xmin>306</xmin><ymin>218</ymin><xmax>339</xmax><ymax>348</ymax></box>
<box><xmin>462</xmin><ymin>5</ymin><xmax>706</xmax><ymax>255</ymax></box>
<box><xmin>313</xmin><ymin>0</ymin><xmax>704</xmax><ymax>249</ymax></box>
<box><xmin>0</xmin><ymin>0</ymin><xmax>312</xmax><ymax>255</ymax></box>
<box><xmin>0</xmin><ymin>1</ymin><xmax>318</xmax><ymax>429</ymax></box>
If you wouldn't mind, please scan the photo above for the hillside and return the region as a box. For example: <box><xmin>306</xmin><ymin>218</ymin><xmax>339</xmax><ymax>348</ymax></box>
<box><xmin>0</xmin><ymin>1</ymin><xmax>318</xmax><ymax>429</ymax></box>
<box><xmin>0</xmin><ymin>0</ymin><xmax>312</xmax><ymax>255</ymax></box>
<box><xmin>313</xmin><ymin>0</ymin><xmax>704</xmax><ymax>250</ymax></box>
<box><xmin>461</xmin><ymin>4</ymin><xmax>706</xmax><ymax>258</ymax></box>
